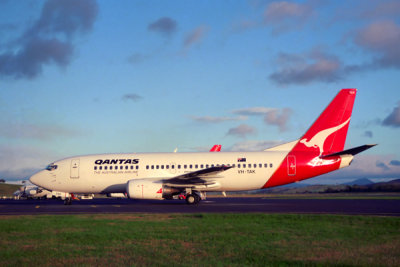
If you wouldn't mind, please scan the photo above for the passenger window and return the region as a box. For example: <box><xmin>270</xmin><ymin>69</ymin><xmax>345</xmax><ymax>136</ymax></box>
<box><xmin>254</xmin><ymin>164</ymin><xmax>257</xmax><ymax>168</ymax></box>
<box><xmin>146</xmin><ymin>165</ymin><xmax>149</xmax><ymax>169</ymax></box>
<box><xmin>172</xmin><ymin>165</ymin><xmax>175</xmax><ymax>169</ymax></box>
<box><xmin>238</xmin><ymin>164</ymin><xmax>241</xmax><ymax>168</ymax></box>
<box><xmin>166</xmin><ymin>165</ymin><xmax>169</xmax><ymax>169</ymax></box>
<box><xmin>125</xmin><ymin>166</ymin><xmax>128</xmax><ymax>170</ymax></box>
<box><xmin>248</xmin><ymin>164</ymin><xmax>251</xmax><ymax>168</ymax></box>
<box><xmin>151</xmin><ymin>165</ymin><xmax>154</xmax><ymax>169</ymax></box>
<box><xmin>190</xmin><ymin>164</ymin><xmax>192</xmax><ymax>169</ymax></box>
<box><xmin>136</xmin><ymin>166</ymin><xmax>139</xmax><ymax>170</ymax></box>
<box><xmin>94</xmin><ymin>166</ymin><xmax>97</xmax><ymax>170</ymax></box>
<box><xmin>232</xmin><ymin>164</ymin><xmax>235</xmax><ymax>168</ymax></box>
<box><xmin>206</xmin><ymin>164</ymin><xmax>209</xmax><ymax>168</ymax></box>
<box><xmin>161</xmin><ymin>165</ymin><xmax>164</xmax><ymax>169</ymax></box>
<box><xmin>259</xmin><ymin>164</ymin><xmax>262</xmax><ymax>168</ymax></box>
<box><xmin>156</xmin><ymin>165</ymin><xmax>159</xmax><ymax>169</ymax></box>
<box><xmin>178</xmin><ymin>165</ymin><xmax>181</xmax><ymax>169</ymax></box>
<box><xmin>184</xmin><ymin>165</ymin><xmax>187</xmax><ymax>169</ymax></box>
<box><xmin>99</xmin><ymin>166</ymin><xmax>102</xmax><ymax>170</ymax></box>
<box><xmin>120</xmin><ymin>166</ymin><xmax>124</xmax><ymax>170</ymax></box>
<box><xmin>270</xmin><ymin>163</ymin><xmax>273</xmax><ymax>168</ymax></box>
<box><xmin>105</xmin><ymin>166</ymin><xmax>108</xmax><ymax>170</ymax></box>
<box><xmin>264</xmin><ymin>163</ymin><xmax>268</xmax><ymax>168</ymax></box>
<box><xmin>195</xmin><ymin>164</ymin><xmax>198</xmax><ymax>168</ymax></box>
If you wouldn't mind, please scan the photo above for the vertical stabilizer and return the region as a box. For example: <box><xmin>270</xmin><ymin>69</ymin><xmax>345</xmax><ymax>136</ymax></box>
<box><xmin>263</xmin><ymin>89</ymin><xmax>357</xmax><ymax>188</ymax></box>
<box><xmin>297</xmin><ymin>88</ymin><xmax>356</xmax><ymax>156</ymax></box>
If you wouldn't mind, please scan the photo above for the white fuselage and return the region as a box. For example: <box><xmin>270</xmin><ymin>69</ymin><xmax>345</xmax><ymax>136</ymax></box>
<box><xmin>30</xmin><ymin>151</ymin><xmax>288</xmax><ymax>194</ymax></box>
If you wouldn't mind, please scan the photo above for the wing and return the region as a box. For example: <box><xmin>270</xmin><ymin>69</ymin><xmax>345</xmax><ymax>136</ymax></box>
<box><xmin>163</xmin><ymin>165</ymin><xmax>233</xmax><ymax>188</ymax></box>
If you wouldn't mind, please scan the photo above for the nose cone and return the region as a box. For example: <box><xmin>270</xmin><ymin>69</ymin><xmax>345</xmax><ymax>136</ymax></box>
<box><xmin>29</xmin><ymin>170</ymin><xmax>47</xmax><ymax>188</ymax></box>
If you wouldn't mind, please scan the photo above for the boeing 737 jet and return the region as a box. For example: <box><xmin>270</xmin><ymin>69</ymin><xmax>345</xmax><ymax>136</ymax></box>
<box><xmin>30</xmin><ymin>89</ymin><xmax>375</xmax><ymax>204</ymax></box>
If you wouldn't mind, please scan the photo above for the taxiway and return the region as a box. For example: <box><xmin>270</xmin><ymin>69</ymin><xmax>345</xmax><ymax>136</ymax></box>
<box><xmin>1</xmin><ymin>197</ymin><xmax>399</xmax><ymax>216</ymax></box>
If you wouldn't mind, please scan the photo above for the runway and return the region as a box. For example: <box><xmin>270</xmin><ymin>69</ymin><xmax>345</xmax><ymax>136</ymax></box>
<box><xmin>1</xmin><ymin>197</ymin><xmax>400</xmax><ymax>216</ymax></box>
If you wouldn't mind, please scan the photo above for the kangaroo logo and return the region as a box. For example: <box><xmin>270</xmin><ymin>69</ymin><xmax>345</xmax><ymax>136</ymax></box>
<box><xmin>300</xmin><ymin>118</ymin><xmax>351</xmax><ymax>156</ymax></box>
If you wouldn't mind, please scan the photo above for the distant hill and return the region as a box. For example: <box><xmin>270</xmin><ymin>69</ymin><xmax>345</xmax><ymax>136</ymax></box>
<box><xmin>342</xmin><ymin>178</ymin><xmax>374</xmax><ymax>186</ymax></box>
<box><xmin>258</xmin><ymin>179</ymin><xmax>400</xmax><ymax>194</ymax></box>
<box><xmin>386</xmin><ymin>179</ymin><xmax>400</xmax><ymax>184</ymax></box>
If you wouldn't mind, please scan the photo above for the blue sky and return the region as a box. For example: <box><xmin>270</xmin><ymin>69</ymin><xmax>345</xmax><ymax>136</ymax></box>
<box><xmin>1</xmin><ymin>0</ymin><xmax>400</xmax><ymax>184</ymax></box>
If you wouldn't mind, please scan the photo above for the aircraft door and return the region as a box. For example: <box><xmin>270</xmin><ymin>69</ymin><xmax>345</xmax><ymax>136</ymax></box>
<box><xmin>287</xmin><ymin>155</ymin><xmax>296</xmax><ymax>176</ymax></box>
<box><xmin>70</xmin><ymin>159</ymin><xmax>80</xmax><ymax>179</ymax></box>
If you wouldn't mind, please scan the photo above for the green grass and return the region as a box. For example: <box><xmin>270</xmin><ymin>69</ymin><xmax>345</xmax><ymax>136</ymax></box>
<box><xmin>1</xmin><ymin>214</ymin><xmax>399</xmax><ymax>266</ymax></box>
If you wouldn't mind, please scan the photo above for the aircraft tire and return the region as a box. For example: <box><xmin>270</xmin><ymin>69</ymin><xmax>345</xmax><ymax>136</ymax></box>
<box><xmin>185</xmin><ymin>194</ymin><xmax>200</xmax><ymax>205</ymax></box>
<box><xmin>64</xmin><ymin>198</ymin><xmax>72</xmax><ymax>205</ymax></box>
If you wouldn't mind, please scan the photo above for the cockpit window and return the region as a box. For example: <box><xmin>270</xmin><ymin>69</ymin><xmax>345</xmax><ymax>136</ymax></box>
<box><xmin>46</xmin><ymin>163</ymin><xmax>58</xmax><ymax>171</ymax></box>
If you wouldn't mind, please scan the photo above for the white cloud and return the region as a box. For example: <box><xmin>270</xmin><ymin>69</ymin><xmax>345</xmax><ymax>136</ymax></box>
<box><xmin>183</xmin><ymin>25</ymin><xmax>209</xmax><ymax>50</ymax></box>
<box><xmin>190</xmin><ymin>115</ymin><xmax>247</xmax><ymax>123</ymax></box>
<box><xmin>226</xmin><ymin>124</ymin><xmax>256</xmax><ymax>138</ymax></box>
<box><xmin>382</xmin><ymin>101</ymin><xmax>400</xmax><ymax>127</ymax></box>
<box><xmin>354</xmin><ymin>20</ymin><xmax>400</xmax><ymax>68</ymax></box>
<box><xmin>269</xmin><ymin>48</ymin><xmax>343</xmax><ymax>85</ymax></box>
<box><xmin>264</xmin><ymin>108</ymin><xmax>292</xmax><ymax>132</ymax></box>
<box><xmin>263</xmin><ymin>1</ymin><xmax>314</xmax><ymax>34</ymax></box>
<box><xmin>233</xmin><ymin>106</ymin><xmax>292</xmax><ymax>132</ymax></box>
<box><xmin>232</xmin><ymin>107</ymin><xmax>276</xmax><ymax>116</ymax></box>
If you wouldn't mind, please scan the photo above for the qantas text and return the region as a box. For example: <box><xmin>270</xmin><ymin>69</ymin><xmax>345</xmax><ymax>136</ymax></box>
<box><xmin>94</xmin><ymin>159</ymin><xmax>139</xmax><ymax>165</ymax></box>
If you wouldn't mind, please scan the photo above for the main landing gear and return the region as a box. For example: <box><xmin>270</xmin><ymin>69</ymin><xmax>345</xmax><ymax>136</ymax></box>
<box><xmin>63</xmin><ymin>193</ymin><xmax>77</xmax><ymax>205</ymax></box>
<box><xmin>184</xmin><ymin>189</ymin><xmax>204</xmax><ymax>205</ymax></box>
<box><xmin>64</xmin><ymin>197</ymin><xmax>72</xmax><ymax>205</ymax></box>
<box><xmin>185</xmin><ymin>193</ymin><xmax>200</xmax><ymax>205</ymax></box>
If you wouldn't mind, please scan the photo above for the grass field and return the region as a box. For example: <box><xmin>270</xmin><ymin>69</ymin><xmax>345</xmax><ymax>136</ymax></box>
<box><xmin>1</xmin><ymin>213</ymin><xmax>399</xmax><ymax>266</ymax></box>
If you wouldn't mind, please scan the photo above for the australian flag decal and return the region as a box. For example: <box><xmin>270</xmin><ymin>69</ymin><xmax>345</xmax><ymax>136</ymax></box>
<box><xmin>237</xmin><ymin>158</ymin><xmax>246</xmax><ymax>162</ymax></box>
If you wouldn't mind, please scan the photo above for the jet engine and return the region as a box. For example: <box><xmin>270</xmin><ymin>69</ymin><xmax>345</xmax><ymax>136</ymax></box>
<box><xmin>126</xmin><ymin>179</ymin><xmax>178</xmax><ymax>200</ymax></box>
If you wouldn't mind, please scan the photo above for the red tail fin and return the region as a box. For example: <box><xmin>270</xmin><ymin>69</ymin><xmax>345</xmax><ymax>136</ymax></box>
<box><xmin>263</xmin><ymin>89</ymin><xmax>357</xmax><ymax>188</ymax></box>
<box><xmin>296</xmin><ymin>88</ymin><xmax>356</xmax><ymax>156</ymax></box>
<box><xmin>210</xmin><ymin>145</ymin><xmax>221</xmax><ymax>152</ymax></box>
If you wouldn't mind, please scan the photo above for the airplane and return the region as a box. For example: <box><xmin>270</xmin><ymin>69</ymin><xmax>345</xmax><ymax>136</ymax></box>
<box><xmin>30</xmin><ymin>89</ymin><xmax>375</xmax><ymax>205</ymax></box>
<box><xmin>105</xmin><ymin>145</ymin><xmax>221</xmax><ymax>200</ymax></box>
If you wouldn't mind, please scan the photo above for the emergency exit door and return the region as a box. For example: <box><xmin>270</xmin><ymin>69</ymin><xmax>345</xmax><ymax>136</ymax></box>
<box><xmin>70</xmin><ymin>159</ymin><xmax>80</xmax><ymax>178</ymax></box>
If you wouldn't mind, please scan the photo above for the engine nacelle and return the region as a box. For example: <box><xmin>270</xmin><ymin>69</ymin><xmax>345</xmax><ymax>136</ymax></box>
<box><xmin>28</xmin><ymin>189</ymin><xmax>37</xmax><ymax>195</ymax></box>
<box><xmin>126</xmin><ymin>179</ymin><xmax>178</xmax><ymax>200</ymax></box>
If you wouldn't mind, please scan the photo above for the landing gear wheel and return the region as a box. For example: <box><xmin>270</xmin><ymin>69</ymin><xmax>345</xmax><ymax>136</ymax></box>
<box><xmin>64</xmin><ymin>198</ymin><xmax>72</xmax><ymax>205</ymax></box>
<box><xmin>185</xmin><ymin>194</ymin><xmax>200</xmax><ymax>205</ymax></box>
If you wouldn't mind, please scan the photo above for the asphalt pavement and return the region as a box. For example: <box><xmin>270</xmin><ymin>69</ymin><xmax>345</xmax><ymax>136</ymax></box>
<box><xmin>1</xmin><ymin>197</ymin><xmax>399</xmax><ymax>216</ymax></box>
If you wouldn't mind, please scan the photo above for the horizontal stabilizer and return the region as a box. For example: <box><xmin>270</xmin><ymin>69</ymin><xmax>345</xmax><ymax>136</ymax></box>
<box><xmin>320</xmin><ymin>144</ymin><xmax>377</xmax><ymax>158</ymax></box>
